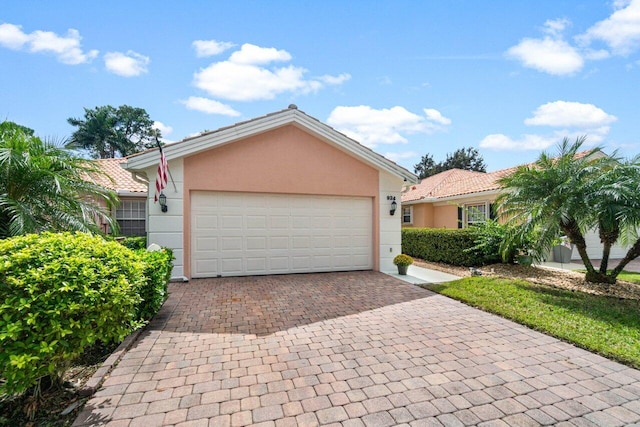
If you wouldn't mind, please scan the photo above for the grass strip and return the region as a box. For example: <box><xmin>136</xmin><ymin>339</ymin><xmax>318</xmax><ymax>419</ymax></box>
<box><xmin>426</xmin><ymin>277</ymin><xmax>640</xmax><ymax>369</ymax></box>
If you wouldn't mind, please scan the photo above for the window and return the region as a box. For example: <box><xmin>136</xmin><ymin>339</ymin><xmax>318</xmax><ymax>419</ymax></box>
<box><xmin>465</xmin><ymin>203</ymin><xmax>487</xmax><ymax>227</ymax></box>
<box><xmin>116</xmin><ymin>198</ymin><xmax>146</xmax><ymax>236</ymax></box>
<box><xmin>402</xmin><ymin>206</ymin><xmax>412</xmax><ymax>224</ymax></box>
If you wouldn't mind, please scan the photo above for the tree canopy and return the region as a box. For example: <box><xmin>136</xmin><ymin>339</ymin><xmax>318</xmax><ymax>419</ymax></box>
<box><xmin>496</xmin><ymin>137</ymin><xmax>640</xmax><ymax>284</ymax></box>
<box><xmin>414</xmin><ymin>147</ymin><xmax>486</xmax><ymax>179</ymax></box>
<box><xmin>67</xmin><ymin>105</ymin><xmax>160</xmax><ymax>158</ymax></box>
<box><xmin>0</xmin><ymin>121</ymin><xmax>118</xmax><ymax>238</ymax></box>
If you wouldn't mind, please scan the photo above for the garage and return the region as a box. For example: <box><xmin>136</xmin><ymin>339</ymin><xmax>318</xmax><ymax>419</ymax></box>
<box><xmin>572</xmin><ymin>229</ymin><xmax>630</xmax><ymax>261</ymax></box>
<box><xmin>191</xmin><ymin>191</ymin><xmax>373</xmax><ymax>277</ymax></box>
<box><xmin>123</xmin><ymin>106</ymin><xmax>417</xmax><ymax>280</ymax></box>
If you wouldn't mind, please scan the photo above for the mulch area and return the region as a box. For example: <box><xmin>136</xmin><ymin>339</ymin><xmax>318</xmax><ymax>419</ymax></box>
<box><xmin>414</xmin><ymin>259</ymin><xmax>640</xmax><ymax>300</ymax></box>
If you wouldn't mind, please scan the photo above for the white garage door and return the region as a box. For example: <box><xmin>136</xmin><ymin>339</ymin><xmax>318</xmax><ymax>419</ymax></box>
<box><xmin>191</xmin><ymin>191</ymin><xmax>373</xmax><ymax>278</ymax></box>
<box><xmin>572</xmin><ymin>229</ymin><xmax>630</xmax><ymax>260</ymax></box>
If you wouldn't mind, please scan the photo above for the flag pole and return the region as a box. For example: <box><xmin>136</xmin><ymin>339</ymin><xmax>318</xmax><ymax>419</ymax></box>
<box><xmin>156</xmin><ymin>137</ymin><xmax>177</xmax><ymax>193</ymax></box>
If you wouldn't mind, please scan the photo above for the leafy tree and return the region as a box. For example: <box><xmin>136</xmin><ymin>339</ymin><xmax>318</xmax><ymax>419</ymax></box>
<box><xmin>496</xmin><ymin>137</ymin><xmax>640</xmax><ymax>284</ymax></box>
<box><xmin>414</xmin><ymin>147</ymin><xmax>486</xmax><ymax>179</ymax></box>
<box><xmin>67</xmin><ymin>105</ymin><xmax>160</xmax><ymax>158</ymax></box>
<box><xmin>0</xmin><ymin>121</ymin><xmax>118</xmax><ymax>238</ymax></box>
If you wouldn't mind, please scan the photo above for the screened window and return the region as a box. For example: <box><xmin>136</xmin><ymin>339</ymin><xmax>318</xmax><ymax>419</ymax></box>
<box><xmin>402</xmin><ymin>206</ymin><xmax>412</xmax><ymax>224</ymax></box>
<box><xmin>116</xmin><ymin>199</ymin><xmax>146</xmax><ymax>236</ymax></box>
<box><xmin>465</xmin><ymin>203</ymin><xmax>487</xmax><ymax>226</ymax></box>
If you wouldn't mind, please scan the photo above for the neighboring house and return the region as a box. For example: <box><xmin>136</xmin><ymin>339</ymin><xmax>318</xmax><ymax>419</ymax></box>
<box><xmin>91</xmin><ymin>158</ymin><xmax>148</xmax><ymax>236</ymax></box>
<box><xmin>122</xmin><ymin>106</ymin><xmax>417</xmax><ymax>280</ymax></box>
<box><xmin>401</xmin><ymin>159</ymin><xmax>629</xmax><ymax>261</ymax></box>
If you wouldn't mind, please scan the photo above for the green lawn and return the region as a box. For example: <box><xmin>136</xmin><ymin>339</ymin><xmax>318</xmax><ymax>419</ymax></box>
<box><xmin>615</xmin><ymin>271</ymin><xmax>640</xmax><ymax>284</ymax></box>
<box><xmin>426</xmin><ymin>277</ymin><xmax>640</xmax><ymax>369</ymax></box>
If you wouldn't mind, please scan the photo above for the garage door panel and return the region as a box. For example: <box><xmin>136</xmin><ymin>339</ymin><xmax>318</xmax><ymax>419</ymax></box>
<box><xmin>191</xmin><ymin>192</ymin><xmax>373</xmax><ymax>277</ymax></box>
<box><xmin>195</xmin><ymin>237</ymin><xmax>218</xmax><ymax>251</ymax></box>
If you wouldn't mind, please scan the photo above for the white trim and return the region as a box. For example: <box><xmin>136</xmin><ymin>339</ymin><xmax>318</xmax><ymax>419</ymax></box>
<box><xmin>401</xmin><ymin>205</ymin><xmax>413</xmax><ymax>225</ymax></box>
<box><xmin>462</xmin><ymin>201</ymin><xmax>490</xmax><ymax>228</ymax></box>
<box><xmin>124</xmin><ymin>108</ymin><xmax>418</xmax><ymax>184</ymax></box>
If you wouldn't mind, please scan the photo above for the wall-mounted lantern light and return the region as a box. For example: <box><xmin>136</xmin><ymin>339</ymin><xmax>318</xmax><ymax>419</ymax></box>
<box><xmin>390</xmin><ymin>199</ymin><xmax>397</xmax><ymax>216</ymax></box>
<box><xmin>159</xmin><ymin>192</ymin><xmax>168</xmax><ymax>213</ymax></box>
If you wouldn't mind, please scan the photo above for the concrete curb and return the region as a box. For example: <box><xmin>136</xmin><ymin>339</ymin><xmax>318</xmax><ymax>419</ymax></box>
<box><xmin>78</xmin><ymin>328</ymin><xmax>144</xmax><ymax>397</ymax></box>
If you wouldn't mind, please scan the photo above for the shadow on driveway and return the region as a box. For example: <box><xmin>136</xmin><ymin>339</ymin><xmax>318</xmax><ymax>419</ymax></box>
<box><xmin>146</xmin><ymin>271</ymin><xmax>433</xmax><ymax>337</ymax></box>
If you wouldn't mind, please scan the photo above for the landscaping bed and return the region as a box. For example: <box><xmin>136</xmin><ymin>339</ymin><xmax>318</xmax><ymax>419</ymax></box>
<box><xmin>415</xmin><ymin>259</ymin><xmax>640</xmax><ymax>300</ymax></box>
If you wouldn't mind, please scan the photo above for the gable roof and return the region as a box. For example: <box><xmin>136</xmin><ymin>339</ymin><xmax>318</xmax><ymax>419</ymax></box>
<box><xmin>89</xmin><ymin>158</ymin><xmax>147</xmax><ymax>195</ymax></box>
<box><xmin>402</xmin><ymin>168</ymin><xmax>502</xmax><ymax>202</ymax></box>
<box><xmin>124</xmin><ymin>106</ymin><xmax>418</xmax><ymax>183</ymax></box>
<box><xmin>402</xmin><ymin>149</ymin><xmax>599</xmax><ymax>203</ymax></box>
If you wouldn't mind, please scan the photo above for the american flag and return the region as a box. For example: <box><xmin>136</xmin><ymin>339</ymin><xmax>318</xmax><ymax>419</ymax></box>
<box><xmin>154</xmin><ymin>144</ymin><xmax>168</xmax><ymax>203</ymax></box>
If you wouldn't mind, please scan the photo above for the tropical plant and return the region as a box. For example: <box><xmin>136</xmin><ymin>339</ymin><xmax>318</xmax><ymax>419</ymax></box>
<box><xmin>67</xmin><ymin>105</ymin><xmax>161</xmax><ymax>158</ymax></box>
<box><xmin>414</xmin><ymin>147</ymin><xmax>486</xmax><ymax>179</ymax></box>
<box><xmin>496</xmin><ymin>136</ymin><xmax>640</xmax><ymax>284</ymax></box>
<box><xmin>0</xmin><ymin>121</ymin><xmax>118</xmax><ymax>238</ymax></box>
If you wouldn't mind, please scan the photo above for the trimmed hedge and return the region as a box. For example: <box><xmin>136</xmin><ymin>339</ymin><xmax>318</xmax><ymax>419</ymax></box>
<box><xmin>0</xmin><ymin>232</ymin><xmax>174</xmax><ymax>396</ymax></box>
<box><xmin>402</xmin><ymin>228</ymin><xmax>486</xmax><ymax>266</ymax></box>
<box><xmin>135</xmin><ymin>248</ymin><xmax>173</xmax><ymax>322</ymax></box>
<box><xmin>120</xmin><ymin>236</ymin><xmax>147</xmax><ymax>250</ymax></box>
<box><xmin>0</xmin><ymin>232</ymin><xmax>145</xmax><ymax>395</ymax></box>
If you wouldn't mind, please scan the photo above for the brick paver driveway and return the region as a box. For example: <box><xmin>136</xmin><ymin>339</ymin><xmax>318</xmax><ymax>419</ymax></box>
<box><xmin>74</xmin><ymin>272</ymin><xmax>640</xmax><ymax>426</ymax></box>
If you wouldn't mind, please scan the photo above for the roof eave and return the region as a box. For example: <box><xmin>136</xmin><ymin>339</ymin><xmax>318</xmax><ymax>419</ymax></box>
<box><xmin>123</xmin><ymin>108</ymin><xmax>418</xmax><ymax>183</ymax></box>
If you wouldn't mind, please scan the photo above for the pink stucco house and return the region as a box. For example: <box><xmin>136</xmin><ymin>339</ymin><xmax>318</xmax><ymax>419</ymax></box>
<box><xmin>122</xmin><ymin>106</ymin><xmax>417</xmax><ymax>280</ymax></box>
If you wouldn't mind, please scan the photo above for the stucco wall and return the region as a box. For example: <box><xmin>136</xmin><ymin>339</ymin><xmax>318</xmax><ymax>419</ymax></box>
<box><xmin>181</xmin><ymin>124</ymin><xmax>381</xmax><ymax>278</ymax></box>
<box><xmin>432</xmin><ymin>204</ymin><xmax>458</xmax><ymax>228</ymax></box>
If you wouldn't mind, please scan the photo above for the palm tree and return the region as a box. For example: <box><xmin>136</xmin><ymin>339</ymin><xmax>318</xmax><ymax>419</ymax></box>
<box><xmin>0</xmin><ymin>121</ymin><xmax>119</xmax><ymax>238</ymax></box>
<box><xmin>496</xmin><ymin>137</ymin><xmax>640</xmax><ymax>284</ymax></box>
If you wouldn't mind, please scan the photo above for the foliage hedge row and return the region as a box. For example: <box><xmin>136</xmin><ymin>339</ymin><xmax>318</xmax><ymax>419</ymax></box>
<box><xmin>402</xmin><ymin>227</ymin><xmax>497</xmax><ymax>266</ymax></box>
<box><xmin>0</xmin><ymin>232</ymin><xmax>173</xmax><ymax>396</ymax></box>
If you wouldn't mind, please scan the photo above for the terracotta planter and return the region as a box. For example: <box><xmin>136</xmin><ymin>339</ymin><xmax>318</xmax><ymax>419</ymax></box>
<box><xmin>397</xmin><ymin>265</ymin><xmax>409</xmax><ymax>275</ymax></box>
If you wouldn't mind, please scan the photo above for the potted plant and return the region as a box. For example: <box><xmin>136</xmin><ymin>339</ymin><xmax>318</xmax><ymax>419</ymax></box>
<box><xmin>552</xmin><ymin>236</ymin><xmax>574</xmax><ymax>263</ymax></box>
<box><xmin>393</xmin><ymin>254</ymin><xmax>414</xmax><ymax>275</ymax></box>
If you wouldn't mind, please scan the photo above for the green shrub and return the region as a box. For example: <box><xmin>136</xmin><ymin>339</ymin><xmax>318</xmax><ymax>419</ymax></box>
<box><xmin>393</xmin><ymin>254</ymin><xmax>414</xmax><ymax>266</ymax></box>
<box><xmin>467</xmin><ymin>219</ymin><xmax>517</xmax><ymax>264</ymax></box>
<box><xmin>120</xmin><ymin>236</ymin><xmax>147</xmax><ymax>250</ymax></box>
<box><xmin>0</xmin><ymin>232</ymin><xmax>144</xmax><ymax>396</ymax></box>
<box><xmin>135</xmin><ymin>248</ymin><xmax>173</xmax><ymax>322</ymax></box>
<box><xmin>402</xmin><ymin>228</ymin><xmax>485</xmax><ymax>266</ymax></box>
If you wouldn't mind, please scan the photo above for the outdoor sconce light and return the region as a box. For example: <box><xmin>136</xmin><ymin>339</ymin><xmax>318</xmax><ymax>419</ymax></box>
<box><xmin>390</xmin><ymin>199</ymin><xmax>397</xmax><ymax>216</ymax></box>
<box><xmin>159</xmin><ymin>192</ymin><xmax>168</xmax><ymax>213</ymax></box>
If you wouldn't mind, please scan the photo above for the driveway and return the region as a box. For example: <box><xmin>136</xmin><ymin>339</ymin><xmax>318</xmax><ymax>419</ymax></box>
<box><xmin>74</xmin><ymin>272</ymin><xmax>640</xmax><ymax>426</ymax></box>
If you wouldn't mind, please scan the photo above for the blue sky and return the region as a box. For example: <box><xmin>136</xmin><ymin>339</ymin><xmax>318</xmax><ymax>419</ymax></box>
<box><xmin>1</xmin><ymin>1</ymin><xmax>639</xmax><ymax>172</ymax></box>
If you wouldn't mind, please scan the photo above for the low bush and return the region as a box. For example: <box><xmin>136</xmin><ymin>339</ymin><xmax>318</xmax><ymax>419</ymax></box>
<box><xmin>402</xmin><ymin>228</ymin><xmax>485</xmax><ymax>266</ymax></box>
<box><xmin>135</xmin><ymin>248</ymin><xmax>173</xmax><ymax>322</ymax></box>
<box><xmin>466</xmin><ymin>219</ymin><xmax>517</xmax><ymax>264</ymax></box>
<box><xmin>0</xmin><ymin>232</ymin><xmax>145</xmax><ymax>396</ymax></box>
<box><xmin>120</xmin><ymin>236</ymin><xmax>147</xmax><ymax>250</ymax></box>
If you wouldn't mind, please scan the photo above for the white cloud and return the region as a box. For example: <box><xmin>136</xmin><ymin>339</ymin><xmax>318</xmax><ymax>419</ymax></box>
<box><xmin>153</xmin><ymin>121</ymin><xmax>173</xmax><ymax>137</ymax></box>
<box><xmin>181</xmin><ymin>96</ymin><xmax>241</xmax><ymax>116</ymax></box>
<box><xmin>0</xmin><ymin>23</ymin><xmax>30</xmax><ymax>49</ymax></box>
<box><xmin>524</xmin><ymin>101</ymin><xmax>617</xmax><ymax>128</ymax></box>
<box><xmin>0</xmin><ymin>23</ymin><xmax>97</xmax><ymax>64</ymax></box>
<box><xmin>327</xmin><ymin>105</ymin><xmax>450</xmax><ymax>148</ymax></box>
<box><xmin>192</xmin><ymin>39</ymin><xmax>235</xmax><ymax>57</ymax></box>
<box><xmin>542</xmin><ymin>18</ymin><xmax>571</xmax><ymax>37</ymax></box>
<box><xmin>192</xmin><ymin>43</ymin><xmax>349</xmax><ymax>102</ymax></box>
<box><xmin>506</xmin><ymin>37</ymin><xmax>584</xmax><ymax>75</ymax></box>
<box><xmin>228</xmin><ymin>43</ymin><xmax>291</xmax><ymax>65</ymax></box>
<box><xmin>423</xmin><ymin>108</ymin><xmax>452</xmax><ymax>125</ymax></box>
<box><xmin>317</xmin><ymin>73</ymin><xmax>351</xmax><ymax>85</ymax></box>
<box><xmin>104</xmin><ymin>51</ymin><xmax>149</xmax><ymax>77</ymax></box>
<box><xmin>579</xmin><ymin>0</ymin><xmax>640</xmax><ymax>55</ymax></box>
<box><xmin>482</xmin><ymin>100</ymin><xmax>616</xmax><ymax>151</ymax></box>
<box><xmin>383</xmin><ymin>151</ymin><xmax>419</xmax><ymax>163</ymax></box>
<box><xmin>480</xmin><ymin>134</ymin><xmax>556</xmax><ymax>151</ymax></box>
